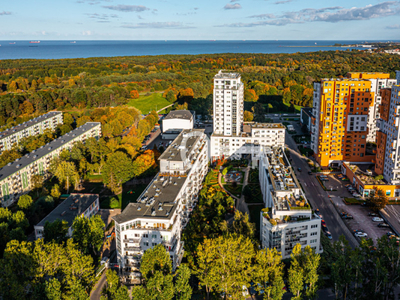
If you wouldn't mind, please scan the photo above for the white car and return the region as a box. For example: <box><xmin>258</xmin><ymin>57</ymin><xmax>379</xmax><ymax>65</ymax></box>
<box><xmin>372</xmin><ymin>217</ymin><xmax>384</xmax><ymax>222</ymax></box>
<box><xmin>354</xmin><ymin>232</ymin><xmax>368</xmax><ymax>237</ymax></box>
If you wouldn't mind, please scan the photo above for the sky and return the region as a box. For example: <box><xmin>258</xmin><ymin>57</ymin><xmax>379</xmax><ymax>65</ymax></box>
<box><xmin>0</xmin><ymin>0</ymin><xmax>399</xmax><ymax>40</ymax></box>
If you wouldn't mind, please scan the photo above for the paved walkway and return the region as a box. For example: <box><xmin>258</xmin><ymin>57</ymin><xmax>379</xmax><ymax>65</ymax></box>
<box><xmin>90</xmin><ymin>271</ymin><xmax>106</xmax><ymax>300</ymax></box>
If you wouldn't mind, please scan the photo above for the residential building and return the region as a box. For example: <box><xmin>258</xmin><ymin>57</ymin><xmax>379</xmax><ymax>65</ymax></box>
<box><xmin>213</xmin><ymin>70</ymin><xmax>244</xmax><ymax>136</ymax></box>
<box><xmin>300</xmin><ymin>107</ymin><xmax>313</xmax><ymax>133</ymax></box>
<box><xmin>0</xmin><ymin>111</ymin><xmax>63</xmax><ymax>154</ymax></box>
<box><xmin>0</xmin><ymin>122</ymin><xmax>101</xmax><ymax>207</ymax></box>
<box><xmin>112</xmin><ymin>129</ymin><xmax>209</xmax><ymax>284</ymax></box>
<box><xmin>259</xmin><ymin>146</ymin><xmax>322</xmax><ymax>259</ymax></box>
<box><xmin>34</xmin><ymin>193</ymin><xmax>100</xmax><ymax>240</ymax></box>
<box><xmin>162</xmin><ymin>110</ymin><xmax>194</xmax><ymax>139</ymax></box>
<box><xmin>311</xmin><ymin>77</ymin><xmax>375</xmax><ymax>168</ymax></box>
<box><xmin>375</xmin><ymin>71</ymin><xmax>400</xmax><ymax>184</ymax></box>
<box><xmin>211</xmin><ymin>71</ymin><xmax>285</xmax><ymax>161</ymax></box>
<box><xmin>346</xmin><ymin>72</ymin><xmax>396</xmax><ymax>142</ymax></box>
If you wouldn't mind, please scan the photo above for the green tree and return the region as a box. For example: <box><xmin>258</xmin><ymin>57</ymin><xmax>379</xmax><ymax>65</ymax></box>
<box><xmin>51</xmin><ymin>183</ymin><xmax>61</xmax><ymax>199</ymax></box>
<box><xmin>44</xmin><ymin>219</ymin><xmax>69</xmax><ymax>244</ymax></box>
<box><xmin>45</xmin><ymin>278</ymin><xmax>62</xmax><ymax>300</ymax></box>
<box><xmin>175</xmin><ymin>264</ymin><xmax>192</xmax><ymax>300</ymax></box>
<box><xmin>102</xmin><ymin>151</ymin><xmax>133</xmax><ymax>194</ymax></box>
<box><xmin>72</xmin><ymin>215</ymin><xmax>105</xmax><ymax>257</ymax></box>
<box><xmin>53</xmin><ymin>160</ymin><xmax>80</xmax><ymax>193</ymax></box>
<box><xmin>231</xmin><ymin>210</ymin><xmax>256</xmax><ymax>240</ymax></box>
<box><xmin>253</xmin><ymin>248</ymin><xmax>285</xmax><ymax>300</ymax></box>
<box><xmin>17</xmin><ymin>194</ymin><xmax>33</xmax><ymax>211</ymax></box>
<box><xmin>31</xmin><ymin>174</ymin><xmax>44</xmax><ymax>197</ymax></box>
<box><xmin>140</xmin><ymin>244</ymin><xmax>172</xmax><ymax>281</ymax></box>
<box><xmin>11</xmin><ymin>210</ymin><xmax>29</xmax><ymax>230</ymax></box>
<box><xmin>102</xmin><ymin>269</ymin><xmax>130</xmax><ymax>300</ymax></box>
<box><xmin>288</xmin><ymin>244</ymin><xmax>304</xmax><ymax>300</ymax></box>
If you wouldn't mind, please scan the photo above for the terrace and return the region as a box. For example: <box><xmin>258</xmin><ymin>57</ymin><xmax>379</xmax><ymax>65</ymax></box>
<box><xmin>346</xmin><ymin>163</ymin><xmax>385</xmax><ymax>185</ymax></box>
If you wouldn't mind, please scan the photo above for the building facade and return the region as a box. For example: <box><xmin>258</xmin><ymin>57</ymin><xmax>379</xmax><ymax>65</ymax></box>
<box><xmin>259</xmin><ymin>147</ymin><xmax>322</xmax><ymax>259</ymax></box>
<box><xmin>311</xmin><ymin>78</ymin><xmax>375</xmax><ymax>168</ymax></box>
<box><xmin>213</xmin><ymin>70</ymin><xmax>244</xmax><ymax>136</ymax></box>
<box><xmin>300</xmin><ymin>107</ymin><xmax>313</xmax><ymax>133</ymax></box>
<box><xmin>0</xmin><ymin>111</ymin><xmax>63</xmax><ymax>154</ymax></box>
<box><xmin>112</xmin><ymin>129</ymin><xmax>209</xmax><ymax>284</ymax></box>
<box><xmin>0</xmin><ymin>122</ymin><xmax>101</xmax><ymax>207</ymax></box>
<box><xmin>346</xmin><ymin>72</ymin><xmax>396</xmax><ymax>142</ymax></box>
<box><xmin>34</xmin><ymin>193</ymin><xmax>100</xmax><ymax>240</ymax></box>
<box><xmin>162</xmin><ymin>110</ymin><xmax>194</xmax><ymax>133</ymax></box>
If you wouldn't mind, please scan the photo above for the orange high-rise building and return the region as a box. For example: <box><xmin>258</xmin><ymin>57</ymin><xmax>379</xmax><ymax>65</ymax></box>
<box><xmin>310</xmin><ymin>78</ymin><xmax>376</xmax><ymax>168</ymax></box>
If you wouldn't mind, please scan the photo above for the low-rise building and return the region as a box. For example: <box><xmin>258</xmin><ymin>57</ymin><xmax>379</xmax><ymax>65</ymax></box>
<box><xmin>0</xmin><ymin>111</ymin><xmax>63</xmax><ymax>154</ymax></box>
<box><xmin>300</xmin><ymin>107</ymin><xmax>313</xmax><ymax>133</ymax></box>
<box><xmin>0</xmin><ymin>122</ymin><xmax>101</xmax><ymax>207</ymax></box>
<box><xmin>112</xmin><ymin>129</ymin><xmax>209</xmax><ymax>284</ymax></box>
<box><xmin>259</xmin><ymin>146</ymin><xmax>322</xmax><ymax>258</ymax></box>
<box><xmin>34</xmin><ymin>193</ymin><xmax>100</xmax><ymax>240</ymax></box>
<box><xmin>210</xmin><ymin>123</ymin><xmax>285</xmax><ymax>161</ymax></box>
<box><xmin>162</xmin><ymin>110</ymin><xmax>194</xmax><ymax>135</ymax></box>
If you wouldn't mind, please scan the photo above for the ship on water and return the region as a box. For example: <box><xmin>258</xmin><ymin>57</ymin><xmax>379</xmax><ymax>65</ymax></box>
<box><xmin>9</xmin><ymin>42</ymin><xmax>16</xmax><ymax>44</ymax></box>
<box><xmin>29</xmin><ymin>41</ymin><xmax>40</xmax><ymax>44</ymax></box>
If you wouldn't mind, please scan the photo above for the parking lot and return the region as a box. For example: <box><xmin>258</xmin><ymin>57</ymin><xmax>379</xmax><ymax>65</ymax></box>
<box><xmin>319</xmin><ymin>174</ymin><xmax>397</xmax><ymax>243</ymax></box>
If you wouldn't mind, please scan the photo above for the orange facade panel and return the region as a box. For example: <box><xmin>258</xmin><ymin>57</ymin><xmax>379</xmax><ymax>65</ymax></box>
<box><xmin>380</xmin><ymin>88</ymin><xmax>391</xmax><ymax>122</ymax></box>
<box><xmin>346</xmin><ymin>72</ymin><xmax>390</xmax><ymax>79</ymax></box>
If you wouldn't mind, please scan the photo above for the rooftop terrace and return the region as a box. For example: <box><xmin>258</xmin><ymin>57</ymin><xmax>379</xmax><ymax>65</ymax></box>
<box><xmin>214</xmin><ymin>70</ymin><xmax>241</xmax><ymax>79</ymax></box>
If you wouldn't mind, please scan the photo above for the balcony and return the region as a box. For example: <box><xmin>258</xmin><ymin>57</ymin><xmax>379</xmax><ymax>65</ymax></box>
<box><xmin>123</xmin><ymin>239</ymin><xmax>140</xmax><ymax>244</ymax></box>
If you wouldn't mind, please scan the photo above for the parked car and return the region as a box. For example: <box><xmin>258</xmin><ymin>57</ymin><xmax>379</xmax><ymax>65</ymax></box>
<box><xmin>386</xmin><ymin>231</ymin><xmax>395</xmax><ymax>236</ymax></box>
<box><xmin>325</xmin><ymin>231</ymin><xmax>332</xmax><ymax>239</ymax></box>
<box><xmin>315</xmin><ymin>209</ymin><xmax>320</xmax><ymax>214</ymax></box>
<box><xmin>378</xmin><ymin>223</ymin><xmax>390</xmax><ymax>228</ymax></box>
<box><xmin>368</xmin><ymin>212</ymin><xmax>378</xmax><ymax>216</ymax></box>
<box><xmin>342</xmin><ymin>214</ymin><xmax>354</xmax><ymax>219</ymax></box>
<box><xmin>308</xmin><ymin>171</ymin><xmax>313</xmax><ymax>175</ymax></box>
<box><xmin>321</xmin><ymin>219</ymin><xmax>326</xmax><ymax>226</ymax></box>
<box><xmin>372</xmin><ymin>217</ymin><xmax>384</xmax><ymax>222</ymax></box>
<box><xmin>297</xmin><ymin>167</ymin><xmax>301</xmax><ymax>172</ymax></box>
<box><xmin>355</xmin><ymin>232</ymin><xmax>368</xmax><ymax>238</ymax></box>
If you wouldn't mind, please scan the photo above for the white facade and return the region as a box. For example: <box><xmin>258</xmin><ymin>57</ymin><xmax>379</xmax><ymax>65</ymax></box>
<box><xmin>258</xmin><ymin>147</ymin><xmax>322</xmax><ymax>259</ymax></box>
<box><xmin>210</xmin><ymin>124</ymin><xmax>285</xmax><ymax>160</ymax></box>
<box><xmin>311</xmin><ymin>82</ymin><xmax>321</xmax><ymax>154</ymax></box>
<box><xmin>213</xmin><ymin>70</ymin><xmax>244</xmax><ymax>136</ymax></box>
<box><xmin>0</xmin><ymin>111</ymin><xmax>63</xmax><ymax>154</ymax></box>
<box><xmin>0</xmin><ymin>122</ymin><xmax>101</xmax><ymax>207</ymax></box>
<box><xmin>162</xmin><ymin>110</ymin><xmax>193</xmax><ymax>133</ymax></box>
<box><xmin>377</xmin><ymin>83</ymin><xmax>400</xmax><ymax>184</ymax></box>
<box><xmin>367</xmin><ymin>78</ymin><xmax>396</xmax><ymax>142</ymax></box>
<box><xmin>113</xmin><ymin>129</ymin><xmax>209</xmax><ymax>283</ymax></box>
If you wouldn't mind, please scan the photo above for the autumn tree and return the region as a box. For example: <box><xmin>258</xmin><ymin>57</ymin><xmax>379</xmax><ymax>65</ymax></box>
<box><xmin>17</xmin><ymin>194</ymin><xmax>33</xmax><ymax>211</ymax></box>
<box><xmin>130</xmin><ymin>90</ymin><xmax>140</xmax><ymax>99</ymax></box>
<box><xmin>53</xmin><ymin>160</ymin><xmax>80</xmax><ymax>193</ymax></box>
<box><xmin>243</xmin><ymin>110</ymin><xmax>254</xmax><ymax>122</ymax></box>
<box><xmin>245</xmin><ymin>89</ymin><xmax>258</xmax><ymax>102</ymax></box>
<box><xmin>369</xmin><ymin>187</ymin><xmax>389</xmax><ymax>211</ymax></box>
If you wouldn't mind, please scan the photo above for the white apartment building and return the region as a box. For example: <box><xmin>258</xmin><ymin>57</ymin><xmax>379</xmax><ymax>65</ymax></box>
<box><xmin>377</xmin><ymin>72</ymin><xmax>400</xmax><ymax>184</ymax></box>
<box><xmin>259</xmin><ymin>147</ymin><xmax>322</xmax><ymax>259</ymax></box>
<box><xmin>213</xmin><ymin>70</ymin><xmax>244</xmax><ymax>136</ymax></box>
<box><xmin>365</xmin><ymin>77</ymin><xmax>396</xmax><ymax>142</ymax></box>
<box><xmin>0</xmin><ymin>111</ymin><xmax>63</xmax><ymax>153</ymax></box>
<box><xmin>162</xmin><ymin>110</ymin><xmax>194</xmax><ymax>139</ymax></box>
<box><xmin>112</xmin><ymin>129</ymin><xmax>209</xmax><ymax>284</ymax></box>
<box><xmin>211</xmin><ymin>123</ymin><xmax>285</xmax><ymax>160</ymax></box>
<box><xmin>34</xmin><ymin>193</ymin><xmax>99</xmax><ymax>240</ymax></box>
<box><xmin>211</xmin><ymin>70</ymin><xmax>285</xmax><ymax>161</ymax></box>
<box><xmin>310</xmin><ymin>82</ymin><xmax>321</xmax><ymax>155</ymax></box>
<box><xmin>0</xmin><ymin>122</ymin><xmax>101</xmax><ymax>207</ymax></box>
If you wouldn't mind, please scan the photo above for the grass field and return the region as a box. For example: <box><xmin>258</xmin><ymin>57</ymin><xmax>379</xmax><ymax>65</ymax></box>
<box><xmin>127</xmin><ymin>93</ymin><xmax>171</xmax><ymax>114</ymax></box>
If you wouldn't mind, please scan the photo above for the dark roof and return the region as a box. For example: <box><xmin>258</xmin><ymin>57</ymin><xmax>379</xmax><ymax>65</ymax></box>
<box><xmin>159</xmin><ymin>129</ymin><xmax>205</xmax><ymax>162</ymax></box>
<box><xmin>0</xmin><ymin>122</ymin><xmax>101</xmax><ymax>181</ymax></box>
<box><xmin>164</xmin><ymin>110</ymin><xmax>193</xmax><ymax>121</ymax></box>
<box><xmin>36</xmin><ymin>194</ymin><xmax>99</xmax><ymax>228</ymax></box>
<box><xmin>0</xmin><ymin>111</ymin><xmax>62</xmax><ymax>139</ymax></box>
<box><xmin>112</xmin><ymin>174</ymin><xmax>183</xmax><ymax>223</ymax></box>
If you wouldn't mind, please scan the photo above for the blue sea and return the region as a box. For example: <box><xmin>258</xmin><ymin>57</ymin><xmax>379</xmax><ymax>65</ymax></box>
<box><xmin>0</xmin><ymin>40</ymin><xmax>394</xmax><ymax>60</ymax></box>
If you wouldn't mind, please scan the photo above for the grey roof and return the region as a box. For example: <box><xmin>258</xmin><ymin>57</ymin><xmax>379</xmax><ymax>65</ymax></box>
<box><xmin>112</xmin><ymin>173</ymin><xmax>184</xmax><ymax>224</ymax></box>
<box><xmin>0</xmin><ymin>111</ymin><xmax>62</xmax><ymax>139</ymax></box>
<box><xmin>36</xmin><ymin>193</ymin><xmax>99</xmax><ymax>228</ymax></box>
<box><xmin>214</xmin><ymin>71</ymin><xmax>241</xmax><ymax>79</ymax></box>
<box><xmin>164</xmin><ymin>110</ymin><xmax>193</xmax><ymax>121</ymax></box>
<box><xmin>0</xmin><ymin>122</ymin><xmax>100</xmax><ymax>181</ymax></box>
<box><xmin>159</xmin><ymin>129</ymin><xmax>205</xmax><ymax>162</ymax></box>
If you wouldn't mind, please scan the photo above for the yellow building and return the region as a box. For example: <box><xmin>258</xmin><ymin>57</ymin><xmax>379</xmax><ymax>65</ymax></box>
<box><xmin>311</xmin><ymin>78</ymin><xmax>375</xmax><ymax>168</ymax></box>
<box><xmin>347</xmin><ymin>72</ymin><xmax>390</xmax><ymax>80</ymax></box>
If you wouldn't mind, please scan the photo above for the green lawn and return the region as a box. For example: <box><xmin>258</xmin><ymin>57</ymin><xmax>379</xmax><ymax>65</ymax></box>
<box><xmin>127</xmin><ymin>93</ymin><xmax>171</xmax><ymax>114</ymax></box>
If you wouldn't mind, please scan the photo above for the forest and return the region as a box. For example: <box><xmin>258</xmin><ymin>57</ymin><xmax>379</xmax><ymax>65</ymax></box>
<box><xmin>0</xmin><ymin>50</ymin><xmax>399</xmax><ymax>123</ymax></box>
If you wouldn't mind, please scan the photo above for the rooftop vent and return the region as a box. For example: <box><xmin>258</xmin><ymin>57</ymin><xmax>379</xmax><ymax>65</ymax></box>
<box><xmin>16</xmin><ymin>164</ymin><xmax>21</xmax><ymax>168</ymax></box>
<box><xmin>166</xmin><ymin>211</ymin><xmax>170</xmax><ymax>216</ymax></box>
<box><xmin>7</xmin><ymin>163</ymin><xmax>11</xmax><ymax>166</ymax></box>
<box><xmin>137</xmin><ymin>206</ymin><xmax>142</xmax><ymax>211</ymax></box>
<box><xmin>174</xmin><ymin>182</ymin><xmax>177</xmax><ymax>185</ymax></box>
<box><xmin>151</xmin><ymin>209</ymin><xmax>156</xmax><ymax>216</ymax></box>
<box><xmin>33</xmin><ymin>155</ymin><xmax>37</xmax><ymax>159</ymax></box>
<box><xmin>48</xmin><ymin>147</ymin><xmax>52</xmax><ymax>150</ymax></box>
<box><xmin>61</xmin><ymin>211</ymin><xmax>66</xmax><ymax>216</ymax></box>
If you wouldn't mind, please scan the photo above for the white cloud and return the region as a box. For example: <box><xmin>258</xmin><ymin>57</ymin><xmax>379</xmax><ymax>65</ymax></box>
<box><xmin>121</xmin><ymin>22</ymin><xmax>195</xmax><ymax>29</ymax></box>
<box><xmin>0</xmin><ymin>11</ymin><xmax>12</xmax><ymax>15</ymax></box>
<box><xmin>102</xmin><ymin>5</ymin><xmax>150</xmax><ymax>12</ymax></box>
<box><xmin>386</xmin><ymin>24</ymin><xmax>400</xmax><ymax>29</ymax></box>
<box><xmin>224</xmin><ymin>3</ymin><xmax>242</xmax><ymax>9</ymax></box>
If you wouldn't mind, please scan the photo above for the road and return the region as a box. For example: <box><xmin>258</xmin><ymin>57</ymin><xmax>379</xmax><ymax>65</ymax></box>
<box><xmin>90</xmin><ymin>271</ymin><xmax>106</xmax><ymax>300</ymax></box>
<box><xmin>285</xmin><ymin>133</ymin><xmax>359</xmax><ymax>248</ymax></box>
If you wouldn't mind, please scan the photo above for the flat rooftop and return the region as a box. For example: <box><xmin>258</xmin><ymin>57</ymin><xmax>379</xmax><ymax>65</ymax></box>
<box><xmin>159</xmin><ymin>129</ymin><xmax>205</xmax><ymax>162</ymax></box>
<box><xmin>113</xmin><ymin>173</ymin><xmax>184</xmax><ymax>224</ymax></box>
<box><xmin>214</xmin><ymin>71</ymin><xmax>241</xmax><ymax>79</ymax></box>
<box><xmin>164</xmin><ymin>110</ymin><xmax>193</xmax><ymax>121</ymax></box>
<box><xmin>0</xmin><ymin>111</ymin><xmax>62</xmax><ymax>139</ymax></box>
<box><xmin>251</xmin><ymin>123</ymin><xmax>285</xmax><ymax>129</ymax></box>
<box><xmin>36</xmin><ymin>193</ymin><xmax>98</xmax><ymax>228</ymax></box>
<box><xmin>0</xmin><ymin>122</ymin><xmax>100</xmax><ymax>181</ymax></box>
<box><xmin>344</xmin><ymin>162</ymin><xmax>386</xmax><ymax>185</ymax></box>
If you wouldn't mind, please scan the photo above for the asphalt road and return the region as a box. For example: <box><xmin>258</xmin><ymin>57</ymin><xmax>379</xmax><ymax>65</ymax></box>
<box><xmin>90</xmin><ymin>271</ymin><xmax>106</xmax><ymax>300</ymax></box>
<box><xmin>285</xmin><ymin>132</ymin><xmax>359</xmax><ymax>248</ymax></box>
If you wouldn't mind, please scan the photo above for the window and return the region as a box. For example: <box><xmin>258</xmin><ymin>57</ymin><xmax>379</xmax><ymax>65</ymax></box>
<box><xmin>310</xmin><ymin>239</ymin><xmax>317</xmax><ymax>244</ymax></box>
<box><xmin>386</xmin><ymin>190</ymin><xmax>391</xmax><ymax>196</ymax></box>
<box><xmin>144</xmin><ymin>242</ymin><xmax>149</xmax><ymax>246</ymax></box>
<box><xmin>311</xmin><ymin>232</ymin><xmax>318</xmax><ymax>236</ymax></box>
<box><xmin>152</xmin><ymin>234</ymin><xmax>157</xmax><ymax>239</ymax></box>
<box><xmin>152</xmin><ymin>243</ymin><xmax>157</xmax><ymax>246</ymax></box>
